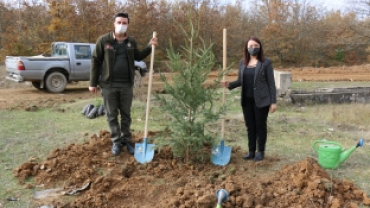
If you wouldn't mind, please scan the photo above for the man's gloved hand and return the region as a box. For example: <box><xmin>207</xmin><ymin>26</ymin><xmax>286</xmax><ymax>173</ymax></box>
<box><xmin>139</xmin><ymin>68</ymin><xmax>147</xmax><ymax>77</ymax></box>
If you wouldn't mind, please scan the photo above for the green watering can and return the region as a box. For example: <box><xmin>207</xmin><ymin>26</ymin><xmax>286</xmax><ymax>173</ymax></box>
<box><xmin>313</xmin><ymin>139</ymin><xmax>364</xmax><ymax>169</ymax></box>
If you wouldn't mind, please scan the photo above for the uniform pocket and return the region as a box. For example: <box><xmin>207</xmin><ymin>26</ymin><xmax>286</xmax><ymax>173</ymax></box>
<box><xmin>127</xmin><ymin>48</ymin><xmax>135</xmax><ymax>57</ymax></box>
<box><xmin>105</xmin><ymin>49</ymin><xmax>115</xmax><ymax>60</ymax></box>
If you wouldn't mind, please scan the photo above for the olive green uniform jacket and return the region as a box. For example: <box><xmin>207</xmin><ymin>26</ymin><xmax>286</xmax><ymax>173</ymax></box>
<box><xmin>90</xmin><ymin>31</ymin><xmax>152</xmax><ymax>88</ymax></box>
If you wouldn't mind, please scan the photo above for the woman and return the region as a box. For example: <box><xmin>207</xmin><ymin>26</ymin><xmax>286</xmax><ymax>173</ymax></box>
<box><xmin>221</xmin><ymin>37</ymin><xmax>276</xmax><ymax>161</ymax></box>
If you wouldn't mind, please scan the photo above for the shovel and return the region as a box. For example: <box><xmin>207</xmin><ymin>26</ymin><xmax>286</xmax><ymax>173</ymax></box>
<box><xmin>212</xmin><ymin>140</ymin><xmax>231</xmax><ymax>166</ymax></box>
<box><xmin>211</xmin><ymin>28</ymin><xmax>232</xmax><ymax>166</ymax></box>
<box><xmin>134</xmin><ymin>32</ymin><xmax>156</xmax><ymax>164</ymax></box>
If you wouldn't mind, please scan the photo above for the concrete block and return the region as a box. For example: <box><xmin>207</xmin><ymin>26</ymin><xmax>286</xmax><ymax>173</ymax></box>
<box><xmin>274</xmin><ymin>70</ymin><xmax>292</xmax><ymax>96</ymax></box>
<box><xmin>290</xmin><ymin>87</ymin><xmax>370</xmax><ymax>105</ymax></box>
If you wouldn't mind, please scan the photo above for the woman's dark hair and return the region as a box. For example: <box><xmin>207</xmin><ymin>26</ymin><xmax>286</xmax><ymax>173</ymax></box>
<box><xmin>244</xmin><ymin>36</ymin><xmax>264</xmax><ymax>65</ymax></box>
<box><xmin>114</xmin><ymin>12</ymin><xmax>130</xmax><ymax>23</ymax></box>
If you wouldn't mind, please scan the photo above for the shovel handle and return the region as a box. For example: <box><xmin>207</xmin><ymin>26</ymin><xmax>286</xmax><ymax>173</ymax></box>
<box><xmin>221</xmin><ymin>28</ymin><xmax>227</xmax><ymax>138</ymax></box>
<box><xmin>144</xmin><ymin>32</ymin><xmax>157</xmax><ymax>138</ymax></box>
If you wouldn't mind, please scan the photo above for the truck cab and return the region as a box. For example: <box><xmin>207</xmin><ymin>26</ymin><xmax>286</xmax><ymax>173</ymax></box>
<box><xmin>51</xmin><ymin>42</ymin><xmax>95</xmax><ymax>81</ymax></box>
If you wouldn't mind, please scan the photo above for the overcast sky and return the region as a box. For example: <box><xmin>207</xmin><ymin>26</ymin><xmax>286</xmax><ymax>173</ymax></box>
<box><xmin>317</xmin><ymin>0</ymin><xmax>347</xmax><ymax>10</ymax></box>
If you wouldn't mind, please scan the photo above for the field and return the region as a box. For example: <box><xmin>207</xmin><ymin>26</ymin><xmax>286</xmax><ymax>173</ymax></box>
<box><xmin>1</xmin><ymin>64</ymin><xmax>370</xmax><ymax>208</ymax></box>
<box><xmin>280</xmin><ymin>65</ymin><xmax>370</xmax><ymax>82</ymax></box>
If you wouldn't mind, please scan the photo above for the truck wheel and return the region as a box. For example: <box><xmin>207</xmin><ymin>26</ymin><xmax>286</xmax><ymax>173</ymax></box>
<box><xmin>31</xmin><ymin>81</ymin><xmax>42</xmax><ymax>89</ymax></box>
<box><xmin>45</xmin><ymin>72</ymin><xmax>67</xmax><ymax>93</ymax></box>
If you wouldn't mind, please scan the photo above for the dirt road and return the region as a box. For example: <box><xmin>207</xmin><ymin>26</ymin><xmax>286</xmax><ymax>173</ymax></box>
<box><xmin>2</xmin><ymin>64</ymin><xmax>370</xmax><ymax>109</ymax></box>
<box><xmin>0</xmin><ymin>86</ymin><xmax>92</xmax><ymax>109</ymax></box>
<box><xmin>282</xmin><ymin>65</ymin><xmax>370</xmax><ymax>81</ymax></box>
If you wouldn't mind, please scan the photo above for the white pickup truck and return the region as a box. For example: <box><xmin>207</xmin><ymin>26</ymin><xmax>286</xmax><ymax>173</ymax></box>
<box><xmin>5</xmin><ymin>42</ymin><xmax>147</xmax><ymax>93</ymax></box>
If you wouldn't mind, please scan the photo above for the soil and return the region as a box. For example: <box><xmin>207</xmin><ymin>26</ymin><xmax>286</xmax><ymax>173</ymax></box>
<box><xmin>13</xmin><ymin>130</ymin><xmax>370</xmax><ymax>208</ymax></box>
<box><xmin>2</xmin><ymin>64</ymin><xmax>370</xmax><ymax>207</ymax></box>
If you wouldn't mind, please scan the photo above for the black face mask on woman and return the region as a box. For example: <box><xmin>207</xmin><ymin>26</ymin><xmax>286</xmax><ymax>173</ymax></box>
<box><xmin>248</xmin><ymin>48</ymin><xmax>260</xmax><ymax>56</ymax></box>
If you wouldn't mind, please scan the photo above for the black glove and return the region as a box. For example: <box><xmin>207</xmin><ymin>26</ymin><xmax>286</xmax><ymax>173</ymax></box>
<box><xmin>139</xmin><ymin>68</ymin><xmax>147</xmax><ymax>77</ymax></box>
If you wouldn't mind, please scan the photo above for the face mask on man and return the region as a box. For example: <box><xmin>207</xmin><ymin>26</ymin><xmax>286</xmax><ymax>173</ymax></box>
<box><xmin>248</xmin><ymin>48</ymin><xmax>260</xmax><ymax>56</ymax></box>
<box><xmin>115</xmin><ymin>24</ymin><xmax>127</xmax><ymax>35</ymax></box>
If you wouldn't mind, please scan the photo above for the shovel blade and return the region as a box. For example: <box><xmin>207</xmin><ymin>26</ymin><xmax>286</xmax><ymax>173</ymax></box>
<box><xmin>211</xmin><ymin>140</ymin><xmax>232</xmax><ymax>166</ymax></box>
<box><xmin>134</xmin><ymin>138</ymin><xmax>155</xmax><ymax>164</ymax></box>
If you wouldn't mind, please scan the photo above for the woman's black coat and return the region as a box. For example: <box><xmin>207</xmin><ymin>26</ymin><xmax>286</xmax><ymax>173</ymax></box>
<box><xmin>228</xmin><ymin>58</ymin><xmax>276</xmax><ymax>108</ymax></box>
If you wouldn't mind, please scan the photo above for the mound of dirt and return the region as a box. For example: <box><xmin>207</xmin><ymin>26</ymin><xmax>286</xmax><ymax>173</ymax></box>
<box><xmin>13</xmin><ymin>130</ymin><xmax>370</xmax><ymax>208</ymax></box>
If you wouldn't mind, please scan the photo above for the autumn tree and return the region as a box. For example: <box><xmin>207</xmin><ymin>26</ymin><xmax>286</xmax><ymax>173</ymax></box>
<box><xmin>347</xmin><ymin>0</ymin><xmax>370</xmax><ymax>62</ymax></box>
<box><xmin>0</xmin><ymin>1</ymin><xmax>34</xmax><ymax>56</ymax></box>
<box><xmin>0</xmin><ymin>1</ymin><xmax>10</xmax><ymax>60</ymax></box>
<box><xmin>21</xmin><ymin>2</ymin><xmax>52</xmax><ymax>54</ymax></box>
<box><xmin>254</xmin><ymin>0</ymin><xmax>295</xmax><ymax>65</ymax></box>
<box><xmin>73</xmin><ymin>0</ymin><xmax>113</xmax><ymax>43</ymax></box>
<box><xmin>318</xmin><ymin>11</ymin><xmax>365</xmax><ymax>65</ymax></box>
<box><xmin>0</xmin><ymin>0</ymin><xmax>369</xmax><ymax>65</ymax></box>
<box><xmin>221</xmin><ymin>0</ymin><xmax>248</xmax><ymax>64</ymax></box>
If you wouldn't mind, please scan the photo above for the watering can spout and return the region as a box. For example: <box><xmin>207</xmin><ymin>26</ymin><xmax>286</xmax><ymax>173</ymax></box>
<box><xmin>338</xmin><ymin>146</ymin><xmax>356</xmax><ymax>165</ymax></box>
<box><xmin>339</xmin><ymin>139</ymin><xmax>364</xmax><ymax>165</ymax></box>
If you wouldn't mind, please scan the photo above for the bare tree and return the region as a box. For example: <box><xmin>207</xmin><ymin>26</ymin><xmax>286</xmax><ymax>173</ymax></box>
<box><xmin>347</xmin><ymin>0</ymin><xmax>370</xmax><ymax>18</ymax></box>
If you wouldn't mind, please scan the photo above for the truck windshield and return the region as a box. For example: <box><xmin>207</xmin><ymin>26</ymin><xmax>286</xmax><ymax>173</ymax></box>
<box><xmin>51</xmin><ymin>43</ymin><xmax>68</xmax><ymax>57</ymax></box>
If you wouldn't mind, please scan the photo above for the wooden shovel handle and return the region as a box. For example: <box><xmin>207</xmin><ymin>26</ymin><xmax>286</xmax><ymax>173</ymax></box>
<box><xmin>144</xmin><ymin>32</ymin><xmax>157</xmax><ymax>138</ymax></box>
<box><xmin>221</xmin><ymin>29</ymin><xmax>227</xmax><ymax>138</ymax></box>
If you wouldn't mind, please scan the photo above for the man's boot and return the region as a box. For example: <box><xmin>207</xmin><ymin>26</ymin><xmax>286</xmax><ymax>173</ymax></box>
<box><xmin>122</xmin><ymin>138</ymin><xmax>134</xmax><ymax>155</ymax></box>
<box><xmin>111</xmin><ymin>143</ymin><xmax>123</xmax><ymax>156</ymax></box>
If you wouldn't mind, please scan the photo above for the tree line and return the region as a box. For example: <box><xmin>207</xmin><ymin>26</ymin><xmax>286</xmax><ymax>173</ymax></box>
<box><xmin>0</xmin><ymin>0</ymin><xmax>369</xmax><ymax>68</ymax></box>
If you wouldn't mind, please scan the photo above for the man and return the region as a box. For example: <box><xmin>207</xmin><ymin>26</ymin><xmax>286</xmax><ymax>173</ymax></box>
<box><xmin>89</xmin><ymin>12</ymin><xmax>158</xmax><ymax>156</ymax></box>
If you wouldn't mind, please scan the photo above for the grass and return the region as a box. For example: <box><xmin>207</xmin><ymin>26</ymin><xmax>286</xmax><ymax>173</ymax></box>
<box><xmin>268</xmin><ymin>103</ymin><xmax>370</xmax><ymax>198</ymax></box>
<box><xmin>1</xmin><ymin>83</ymin><xmax>370</xmax><ymax>207</ymax></box>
